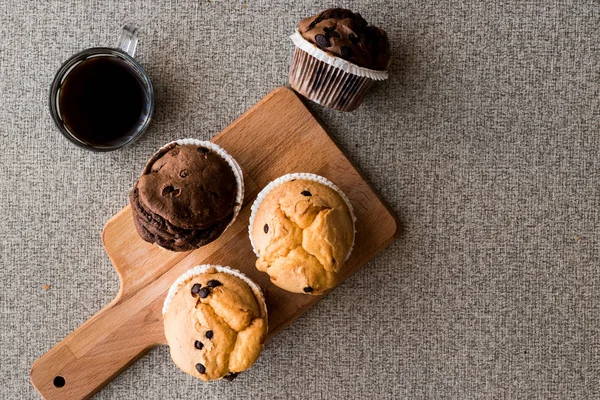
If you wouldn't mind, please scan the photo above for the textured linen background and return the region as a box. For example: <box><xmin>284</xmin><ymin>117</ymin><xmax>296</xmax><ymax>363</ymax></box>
<box><xmin>1</xmin><ymin>1</ymin><xmax>599</xmax><ymax>399</ymax></box>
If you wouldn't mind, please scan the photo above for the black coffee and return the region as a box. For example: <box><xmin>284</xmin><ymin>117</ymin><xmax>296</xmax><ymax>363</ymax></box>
<box><xmin>58</xmin><ymin>56</ymin><xmax>147</xmax><ymax>147</ymax></box>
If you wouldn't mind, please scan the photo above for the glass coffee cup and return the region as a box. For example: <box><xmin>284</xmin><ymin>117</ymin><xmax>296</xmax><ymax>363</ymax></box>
<box><xmin>49</xmin><ymin>25</ymin><xmax>154</xmax><ymax>151</ymax></box>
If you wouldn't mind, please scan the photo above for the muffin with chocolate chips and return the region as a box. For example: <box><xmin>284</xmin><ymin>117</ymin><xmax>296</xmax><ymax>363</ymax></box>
<box><xmin>130</xmin><ymin>139</ymin><xmax>244</xmax><ymax>252</ymax></box>
<box><xmin>163</xmin><ymin>265</ymin><xmax>268</xmax><ymax>381</ymax></box>
<box><xmin>249</xmin><ymin>173</ymin><xmax>356</xmax><ymax>295</ymax></box>
<box><xmin>289</xmin><ymin>8</ymin><xmax>390</xmax><ymax>111</ymax></box>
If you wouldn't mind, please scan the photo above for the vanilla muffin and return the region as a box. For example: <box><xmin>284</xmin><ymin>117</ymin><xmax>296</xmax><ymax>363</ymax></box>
<box><xmin>249</xmin><ymin>173</ymin><xmax>355</xmax><ymax>294</ymax></box>
<box><xmin>163</xmin><ymin>265</ymin><xmax>267</xmax><ymax>381</ymax></box>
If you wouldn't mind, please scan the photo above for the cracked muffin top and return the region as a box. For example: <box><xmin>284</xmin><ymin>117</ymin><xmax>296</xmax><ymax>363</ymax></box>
<box><xmin>298</xmin><ymin>8</ymin><xmax>390</xmax><ymax>70</ymax></box>
<box><xmin>251</xmin><ymin>178</ymin><xmax>354</xmax><ymax>294</ymax></box>
<box><xmin>163</xmin><ymin>266</ymin><xmax>268</xmax><ymax>381</ymax></box>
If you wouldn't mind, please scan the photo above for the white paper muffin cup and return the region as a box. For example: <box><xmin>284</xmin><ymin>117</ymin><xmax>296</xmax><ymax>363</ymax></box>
<box><xmin>248</xmin><ymin>172</ymin><xmax>356</xmax><ymax>260</ymax></box>
<box><xmin>162</xmin><ymin>265</ymin><xmax>267</xmax><ymax>320</ymax></box>
<box><xmin>140</xmin><ymin>139</ymin><xmax>244</xmax><ymax>242</ymax></box>
<box><xmin>289</xmin><ymin>30</ymin><xmax>388</xmax><ymax>111</ymax></box>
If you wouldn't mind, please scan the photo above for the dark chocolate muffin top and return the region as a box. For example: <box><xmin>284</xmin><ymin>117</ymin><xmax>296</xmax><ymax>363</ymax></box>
<box><xmin>136</xmin><ymin>143</ymin><xmax>237</xmax><ymax>230</ymax></box>
<box><xmin>298</xmin><ymin>8</ymin><xmax>390</xmax><ymax>71</ymax></box>
<box><xmin>130</xmin><ymin>186</ymin><xmax>233</xmax><ymax>252</ymax></box>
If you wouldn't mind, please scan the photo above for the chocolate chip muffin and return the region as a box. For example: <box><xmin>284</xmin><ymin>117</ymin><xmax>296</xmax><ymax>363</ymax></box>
<box><xmin>289</xmin><ymin>8</ymin><xmax>390</xmax><ymax>111</ymax></box>
<box><xmin>298</xmin><ymin>8</ymin><xmax>390</xmax><ymax>71</ymax></box>
<box><xmin>249</xmin><ymin>173</ymin><xmax>355</xmax><ymax>295</ymax></box>
<box><xmin>130</xmin><ymin>140</ymin><xmax>244</xmax><ymax>251</ymax></box>
<box><xmin>163</xmin><ymin>265</ymin><xmax>268</xmax><ymax>381</ymax></box>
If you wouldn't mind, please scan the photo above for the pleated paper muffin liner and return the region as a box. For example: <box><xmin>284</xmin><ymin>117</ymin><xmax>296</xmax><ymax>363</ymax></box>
<box><xmin>289</xmin><ymin>30</ymin><xmax>388</xmax><ymax>111</ymax></box>
<box><xmin>162</xmin><ymin>264</ymin><xmax>267</xmax><ymax>321</ymax></box>
<box><xmin>138</xmin><ymin>139</ymin><xmax>245</xmax><ymax>244</ymax></box>
<box><xmin>248</xmin><ymin>172</ymin><xmax>356</xmax><ymax>260</ymax></box>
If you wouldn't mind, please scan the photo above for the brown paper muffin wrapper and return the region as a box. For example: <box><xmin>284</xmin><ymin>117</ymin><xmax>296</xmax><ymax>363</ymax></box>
<box><xmin>288</xmin><ymin>30</ymin><xmax>388</xmax><ymax>112</ymax></box>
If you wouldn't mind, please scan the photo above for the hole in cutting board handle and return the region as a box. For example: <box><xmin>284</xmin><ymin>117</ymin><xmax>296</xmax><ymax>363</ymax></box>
<box><xmin>53</xmin><ymin>376</ymin><xmax>65</xmax><ymax>388</ymax></box>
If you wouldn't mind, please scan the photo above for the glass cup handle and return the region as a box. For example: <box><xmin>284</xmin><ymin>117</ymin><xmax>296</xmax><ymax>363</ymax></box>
<box><xmin>117</xmin><ymin>24</ymin><xmax>138</xmax><ymax>57</ymax></box>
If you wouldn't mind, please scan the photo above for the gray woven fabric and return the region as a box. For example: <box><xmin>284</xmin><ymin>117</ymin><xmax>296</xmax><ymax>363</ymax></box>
<box><xmin>1</xmin><ymin>0</ymin><xmax>599</xmax><ymax>399</ymax></box>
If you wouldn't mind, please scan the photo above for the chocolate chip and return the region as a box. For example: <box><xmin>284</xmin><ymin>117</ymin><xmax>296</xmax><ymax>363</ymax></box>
<box><xmin>303</xmin><ymin>286</ymin><xmax>314</xmax><ymax>293</ymax></box>
<box><xmin>194</xmin><ymin>340</ymin><xmax>204</xmax><ymax>350</ymax></box>
<box><xmin>264</xmin><ymin>224</ymin><xmax>269</xmax><ymax>233</ymax></box>
<box><xmin>349</xmin><ymin>33</ymin><xmax>360</xmax><ymax>45</ymax></box>
<box><xmin>301</xmin><ymin>190</ymin><xmax>312</xmax><ymax>196</ymax></box>
<box><xmin>199</xmin><ymin>287</ymin><xmax>210</xmax><ymax>298</ymax></box>
<box><xmin>162</xmin><ymin>185</ymin><xmax>175</xmax><ymax>196</ymax></box>
<box><xmin>306</xmin><ymin>13</ymin><xmax>326</xmax><ymax>32</ymax></box>
<box><xmin>198</xmin><ymin>146</ymin><xmax>209</xmax><ymax>154</ymax></box>
<box><xmin>223</xmin><ymin>372</ymin><xmax>239</xmax><ymax>381</ymax></box>
<box><xmin>191</xmin><ymin>284</ymin><xmax>201</xmax><ymax>295</ymax></box>
<box><xmin>315</xmin><ymin>34</ymin><xmax>331</xmax><ymax>49</ymax></box>
<box><xmin>179</xmin><ymin>169</ymin><xmax>189</xmax><ymax>178</ymax></box>
<box><xmin>323</xmin><ymin>27</ymin><xmax>340</xmax><ymax>38</ymax></box>
<box><xmin>340</xmin><ymin>46</ymin><xmax>354</xmax><ymax>59</ymax></box>
<box><xmin>160</xmin><ymin>185</ymin><xmax>181</xmax><ymax>197</ymax></box>
<box><xmin>307</xmin><ymin>9</ymin><xmax>366</xmax><ymax>32</ymax></box>
<box><xmin>206</xmin><ymin>330</ymin><xmax>214</xmax><ymax>339</ymax></box>
<box><xmin>195</xmin><ymin>363</ymin><xmax>206</xmax><ymax>374</ymax></box>
<box><xmin>207</xmin><ymin>280</ymin><xmax>222</xmax><ymax>288</ymax></box>
<box><xmin>171</xmin><ymin>149</ymin><xmax>179</xmax><ymax>156</ymax></box>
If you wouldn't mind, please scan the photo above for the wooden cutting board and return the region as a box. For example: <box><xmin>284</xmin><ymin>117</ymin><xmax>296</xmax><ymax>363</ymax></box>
<box><xmin>30</xmin><ymin>87</ymin><xmax>399</xmax><ymax>400</ymax></box>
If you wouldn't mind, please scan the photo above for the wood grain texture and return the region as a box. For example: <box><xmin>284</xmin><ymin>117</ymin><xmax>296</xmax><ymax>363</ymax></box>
<box><xmin>30</xmin><ymin>87</ymin><xmax>399</xmax><ymax>400</ymax></box>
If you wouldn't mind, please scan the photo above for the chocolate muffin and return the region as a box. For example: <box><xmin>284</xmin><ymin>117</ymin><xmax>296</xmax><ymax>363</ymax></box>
<box><xmin>289</xmin><ymin>8</ymin><xmax>390</xmax><ymax>111</ymax></box>
<box><xmin>130</xmin><ymin>140</ymin><xmax>244</xmax><ymax>251</ymax></box>
<box><xmin>298</xmin><ymin>8</ymin><xmax>390</xmax><ymax>70</ymax></box>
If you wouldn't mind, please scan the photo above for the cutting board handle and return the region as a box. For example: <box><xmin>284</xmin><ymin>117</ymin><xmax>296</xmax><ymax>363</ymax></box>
<box><xmin>30</xmin><ymin>297</ymin><xmax>164</xmax><ymax>400</ymax></box>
